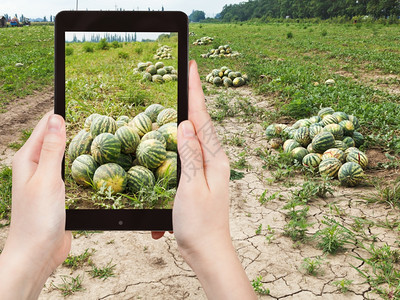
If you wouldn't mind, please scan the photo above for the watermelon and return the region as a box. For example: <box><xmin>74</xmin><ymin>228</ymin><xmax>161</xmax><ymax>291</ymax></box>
<box><xmin>319</xmin><ymin>158</ymin><xmax>342</xmax><ymax>178</ymax></box>
<box><xmin>302</xmin><ymin>153</ymin><xmax>322</xmax><ymax>169</ymax></box>
<box><xmin>265</xmin><ymin>124</ymin><xmax>278</xmax><ymax>140</ymax></box>
<box><xmin>322</xmin><ymin>114</ymin><xmax>339</xmax><ymax>126</ymax></box>
<box><xmin>342</xmin><ymin>136</ymin><xmax>355</xmax><ymax>149</ymax></box>
<box><xmin>158</xmin><ymin>123</ymin><xmax>177</xmax><ymax>152</ymax></box>
<box><xmin>117</xmin><ymin>115</ymin><xmax>130</xmax><ymax>123</ymax></box>
<box><xmin>292</xmin><ymin>119</ymin><xmax>311</xmax><ymax>129</ymax></box>
<box><xmin>346</xmin><ymin>150</ymin><xmax>368</xmax><ymax>169</ymax></box>
<box><xmin>339</xmin><ymin>120</ymin><xmax>355</xmax><ymax>136</ymax></box>
<box><xmin>322</xmin><ymin>148</ymin><xmax>346</xmax><ymax>163</ymax></box>
<box><xmin>307</xmin><ymin>143</ymin><xmax>315</xmax><ymax>153</ymax></box>
<box><xmin>312</xmin><ymin>132</ymin><xmax>335</xmax><ymax>153</ymax></box>
<box><xmin>332</xmin><ymin>111</ymin><xmax>348</xmax><ymax>122</ymax></box>
<box><xmin>90</xmin><ymin>115</ymin><xmax>117</xmax><ymax>138</ymax></box>
<box><xmin>291</xmin><ymin>147</ymin><xmax>309</xmax><ymax>163</ymax></box>
<box><xmin>309</xmin><ymin>116</ymin><xmax>322</xmax><ymax>124</ymax></box>
<box><xmin>282</xmin><ymin>126</ymin><xmax>294</xmax><ymax>139</ymax></box>
<box><xmin>84</xmin><ymin>113</ymin><xmax>101</xmax><ymax>131</ymax></box>
<box><xmin>115</xmin><ymin>126</ymin><xmax>140</xmax><ymax>154</ymax></box>
<box><xmin>136</xmin><ymin>139</ymin><xmax>167</xmax><ymax>169</ymax></box>
<box><xmin>157</xmin><ymin>108</ymin><xmax>177</xmax><ymax>126</ymax></box>
<box><xmin>116</xmin><ymin>120</ymin><xmax>127</xmax><ymax>128</ymax></box>
<box><xmin>155</xmin><ymin>151</ymin><xmax>177</xmax><ymax>186</ymax></box>
<box><xmin>93</xmin><ymin>163</ymin><xmax>127</xmax><ymax>193</ymax></box>
<box><xmin>294</xmin><ymin>127</ymin><xmax>311</xmax><ymax>147</ymax></box>
<box><xmin>345</xmin><ymin>147</ymin><xmax>360</xmax><ymax>156</ymax></box>
<box><xmin>352</xmin><ymin>131</ymin><xmax>364</xmax><ymax>147</ymax></box>
<box><xmin>270</xmin><ymin>138</ymin><xmax>283</xmax><ymax>149</ymax></box>
<box><xmin>318</xmin><ymin>107</ymin><xmax>335</xmax><ymax>118</ymax></box>
<box><xmin>127</xmin><ymin>166</ymin><xmax>156</xmax><ymax>193</ymax></box>
<box><xmin>333</xmin><ymin>140</ymin><xmax>348</xmax><ymax>151</ymax></box>
<box><xmin>144</xmin><ymin>104</ymin><xmax>165</xmax><ymax>122</ymax></box>
<box><xmin>324</xmin><ymin>124</ymin><xmax>344</xmax><ymax>140</ymax></box>
<box><xmin>115</xmin><ymin>153</ymin><xmax>134</xmax><ymax>171</ymax></box>
<box><xmin>129</xmin><ymin>113</ymin><xmax>152</xmax><ymax>137</ymax></box>
<box><xmin>348</xmin><ymin>115</ymin><xmax>360</xmax><ymax>130</ymax></box>
<box><xmin>71</xmin><ymin>154</ymin><xmax>98</xmax><ymax>187</ymax></box>
<box><xmin>309</xmin><ymin>124</ymin><xmax>324</xmax><ymax>139</ymax></box>
<box><xmin>275</xmin><ymin>124</ymin><xmax>288</xmax><ymax>134</ymax></box>
<box><xmin>91</xmin><ymin>133</ymin><xmax>121</xmax><ymax>165</ymax></box>
<box><xmin>141</xmin><ymin>130</ymin><xmax>167</xmax><ymax>148</ymax></box>
<box><xmin>338</xmin><ymin>162</ymin><xmax>364</xmax><ymax>187</ymax></box>
<box><xmin>283</xmin><ymin>139</ymin><xmax>301</xmax><ymax>153</ymax></box>
<box><xmin>68</xmin><ymin>129</ymin><xmax>93</xmax><ymax>162</ymax></box>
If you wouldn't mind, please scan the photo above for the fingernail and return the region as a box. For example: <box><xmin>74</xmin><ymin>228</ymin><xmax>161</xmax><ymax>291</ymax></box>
<box><xmin>181</xmin><ymin>121</ymin><xmax>195</xmax><ymax>137</ymax></box>
<box><xmin>47</xmin><ymin>115</ymin><xmax>62</xmax><ymax>133</ymax></box>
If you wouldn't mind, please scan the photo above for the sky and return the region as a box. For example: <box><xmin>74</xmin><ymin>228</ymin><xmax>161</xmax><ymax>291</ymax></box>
<box><xmin>1</xmin><ymin>0</ymin><xmax>245</xmax><ymax>19</ymax></box>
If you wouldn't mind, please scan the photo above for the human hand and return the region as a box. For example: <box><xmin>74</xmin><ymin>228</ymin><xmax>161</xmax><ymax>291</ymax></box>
<box><xmin>0</xmin><ymin>112</ymin><xmax>71</xmax><ymax>299</ymax></box>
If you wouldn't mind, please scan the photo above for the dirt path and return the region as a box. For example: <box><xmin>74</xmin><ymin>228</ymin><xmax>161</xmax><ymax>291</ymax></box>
<box><xmin>0</xmin><ymin>88</ymin><xmax>54</xmax><ymax>166</ymax></box>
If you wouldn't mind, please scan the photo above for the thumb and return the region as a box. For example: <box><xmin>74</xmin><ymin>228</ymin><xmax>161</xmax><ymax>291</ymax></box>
<box><xmin>36</xmin><ymin>114</ymin><xmax>66</xmax><ymax>177</ymax></box>
<box><xmin>177</xmin><ymin>120</ymin><xmax>207</xmax><ymax>188</ymax></box>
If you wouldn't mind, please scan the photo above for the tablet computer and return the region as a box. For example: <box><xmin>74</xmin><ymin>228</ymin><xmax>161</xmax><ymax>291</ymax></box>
<box><xmin>54</xmin><ymin>11</ymin><xmax>188</xmax><ymax>231</ymax></box>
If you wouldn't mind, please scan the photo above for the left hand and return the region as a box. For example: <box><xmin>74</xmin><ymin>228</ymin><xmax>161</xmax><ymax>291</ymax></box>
<box><xmin>0</xmin><ymin>112</ymin><xmax>71</xmax><ymax>299</ymax></box>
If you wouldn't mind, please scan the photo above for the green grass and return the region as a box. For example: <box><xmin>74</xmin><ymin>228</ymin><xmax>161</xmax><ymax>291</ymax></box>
<box><xmin>52</xmin><ymin>275</ymin><xmax>84</xmax><ymax>296</ymax></box>
<box><xmin>90</xmin><ymin>260</ymin><xmax>116</xmax><ymax>280</ymax></box>
<box><xmin>301</xmin><ymin>257</ymin><xmax>324</xmax><ymax>276</ymax></box>
<box><xmin>63</xmin><ymin>249</ymin><xmax>95</xmax><ymax>270</ymax></box>
<box><xmin>251</xmin><ymin>276</ymin><xmax>270</xmax><ymax>295</ymax></box>
<box><xmin>0</xmin><ymin>166</ymin><xmax>12</xmax><ymax>221</ymax></box>
<box><xmin>0</xmin><ymin>26</ymin><xmax>54</xmax><ymax>111</ymax></box>
<box><xmin>8</xmin><ymin>128</ymin><xmax>32</xmax><ymax>150</ymax></box>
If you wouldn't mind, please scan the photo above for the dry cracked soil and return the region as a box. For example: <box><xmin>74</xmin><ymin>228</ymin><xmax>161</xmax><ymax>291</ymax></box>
<box><xmin>0</xmin><ymin>85</ymin><xmax>399</xmax><ymax>299</ymax></box>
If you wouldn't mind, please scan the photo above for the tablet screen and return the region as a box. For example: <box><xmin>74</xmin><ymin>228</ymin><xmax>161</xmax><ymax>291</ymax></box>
<box><xmin>65</xmin><ymin>31</ymin><xmax>178</xmax><ymax>210</ymax></box>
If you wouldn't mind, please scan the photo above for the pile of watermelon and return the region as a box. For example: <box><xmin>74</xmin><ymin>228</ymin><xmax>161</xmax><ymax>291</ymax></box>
<box><xmin>192</xmin><ymin>36</ymin><xmax>214</xmax><ymax>45</ymax></box>
<box><xmin>153</xmin><ymin>45</ymin><xmax>173</xmax><ymax>60</ymax></box>
<box><xmin>200</xmin><ymin>45</ymin><xmax>241</xmax><ymax>59</ymax></box>
<box><xmin>134</xmin><ymin>61</ymin><xmax>178</xmax><ymax>84</ymax></box>
<box><xmin>68</xmin><ymin>104</ymin><xmax>178</xmax><ymax>195</ymax></box>
<box><xmin>205</xmin><ymin>66</ymin><xmax>249</xmax><ymax>87</ymax></box>
<box><xmin>265</xmin><ymin>107</ymin><xmax>368</xmax><ymax>186</ymax></box>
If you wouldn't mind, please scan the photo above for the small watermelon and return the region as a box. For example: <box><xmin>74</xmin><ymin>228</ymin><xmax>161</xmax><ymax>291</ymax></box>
<box><xmin>348</xmin><ymin>115</ymin><xmax>360</xmax><ymax>130</ymax></box>
<box><xmin>294</xmin><ymin>127</ymin><xmax>311</xmax><ymax>147</ymax></box>
<box><xmin>342</xmin><ymin>136</ymin><xmax>355</xmax><ymax>149</ymax></box>
<box><xmin>302</xmin><ymin>153</ymin><xmax>322</xmax><ymax>169</ymax></box>
<box><xmin>155</xmin><ymin>151</ymin><xmax>177</xmax><ymax>186</ymax></box>
<box><xmin>309</xmin><ymin>116</ymin><xmax>322</xmax><ymax>124</ymax></box>
<box><xmin>144</xmin><ymin>104</ymin><xmax>165</xmax><ymax>122</ymax></box>
<box><xmin>322</xmin><ymin>148</ymin><xmax>346</xmax><ymax>163</ymax></box>
<box><xmin>352</xmin><ymin>131</ymin><xmax>364</xmax><ymax>147</ymax></box>
<box><xmin>136</xmin><ymin>139</ymin><xmax>167</xmax><ymax>169</ymax></box>
<box><xmin>71</xmin><ymin>154</ymin><xmax>98</xmax><ymax>187</ymax></box>
<box><xmin>141</xmin><ymin>131</ymin><xmax>167</xmax><ymax>148</ymax></box>
<box><xmin>93</xmin><ymin>163</ymin><xmax>127</xmax><ymax>193</ymax></box>
<box><xmin>312</xmin><ymin>131</ymin><xmax>335</xmax><ymax>153</ymax></box>
<box><xmin>346</xmin><ymin>150</ymin><xmax>368</xmax><ymax>169</ymax></box>
<box><xmin>338</xmin><ymin>162</ymin><xmax>364</xmax><ymax>187</ymax></box>
<box><xmin>90</xmin><ymin>115</ymin><xmax>117</xmax><ymax>138</ymax></box>
<box><xmin>117</xmin><ymin>115</ymin><xmax>130</xmax><ymax>123</ymax></box>
<box><xmin>127</xmin><ymin>166</ymin><xmax>156</xmax><ymax>193</ymax></box>
<box><xmin>318</xmin><ymin>107</ymin><xmax>335</xmax><ymax>118</ymax></box>
<box><xmin>115</xmin><ymin>153</ymin><xmax>134</xmax><ymax>171</ymax></box>
<box><xmin>319</xmin><ymin>158</ymin><xmax>342</xmax><ymax>178</ymax></box>
<box><xmin>157</xmin><ymin>108</ymin><xmax>177</xmax><ymax>126</ymax></box>
<box><xmin>333</xmin><ymin>140</ymin><xmax>348</xmax><ymax>151</ymax></box>
<box><xmin>265</xmin><ymin>124</ymin><xmax>278</xmax><ymax>140</ymax></box>
<box><xmin>115</xmin><ymin>126</ymin><xmax>140</xmax><ymax>154</ymax></box>
<box><xmin>84</xmin><ymin>113</ymin><xmax>101</xmax><ymax>131</ymax></box>
<box><xmin>68</xmin><ymin>129</ymin><xmax>93</xmax><ymax>162</ymax></box>
<box><xmin>339</xmin><ymin>120</ymin><xmax>355</xmax><ymax>136</ymax></box>
<box><xmin>332</xmin><ymin>111</ymin><xmax>348</xmax><ymax>122</ymax></box>
<box><xmin>322</xmin><ymin>114</ymin><xmax>339</xmax><ymax>126</ymax></box>
<box><xmin>129</xmin><ymin>113</ymin><xmax>152</xmax><ymax>137</ymax></box>
<box><xmin>309</xmin><ymin>124</ymin><xmax>324</xmax><ymax>139</ymax></box>
<box><xmin>158</xmin><ymin>123</ymin><xmax>177</xmax><ymax>152</ymax></box>
<box><xmin>324</xmin><ymin>124</ymin><xmax>344</xmax><ymax>140</ymax></box>
<box><xmin>291</xmin><ymin>147</ymin><xmax>309</xmax><ymax>163</ymax></box>
<box><xmin>91</xmin><ymin>133</ymin><xmax>121</xmax><ymax>165</ymax></box>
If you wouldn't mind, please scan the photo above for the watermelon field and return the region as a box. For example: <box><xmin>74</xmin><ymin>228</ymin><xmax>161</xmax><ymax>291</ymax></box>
<box><xmin>0</xmin><ymin>21</ymin><xmax>400</xmax><ymax>299</ymax></box>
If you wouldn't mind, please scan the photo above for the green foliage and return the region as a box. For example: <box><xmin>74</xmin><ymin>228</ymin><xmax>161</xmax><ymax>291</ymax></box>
<box><xmin>251</xmin><ymin>276</ymin><xmax>270</xmax><ymax>295</ymax></box>
<box><xmin>63</xmin><ymin>249</ymin><xmax>95</xmax><ymax>270</ymax></box>
<box><xmin>366</xmin><ymin>179</ymin><xmax>400</xmax><ymax>209</ymax></box>
<box><xmin>118</xmin><ymin>51</ymin><xmax>129</xmax><ymax>59</ymax></box>
<box><xmin>65</xmin><ymin>47</ymin><xmax>74</xmax><ymax>56</ymax></box>
<box><xmin>83</xmin><ymin>43</ymin><xmax>94</xmax><ymax>53</ymax></box>
<box><xmin>332</xmin><ymin>279</ymin><xmax>353</xmax><ymax>293</ymax></box>
<box><xmin>189</xmin><ymin>10</ymin><xmax>206</xmax><ymax>22</ymax></box>
<box><xmin>97</xmin><ymin>38</ymin><xmax>109</xmax><ymax>50</ymax></box>
<box><xmin>8</xmin><ymin>128</ymin><xmax>32</xmax><ymax>150</ymax></box>
<box><xmin>287</xmin><ymin>31</ymin><xmax>293</xmax><ymax>39</ymax></box>
<box><xmin>52</xmin><ymin>275</ymin><xmax>84</xmax><ymax>296</ymax></box>
<box><xmin>230</xmin><ymin>169</ymin><xmax>244</xmax><ymax>181</ymax></box>
<box><xmin>111</xmin><ymin>41</ymin><xmax>122</xmax><ymax>48</ymax></box>
<box><xmin>0</xmin><ymin>166</ymin><xmax>12</xmax><ymax>221</ymax></box>
<box><xmin>90</xmin><ymin>260</ymin><xmax>116</xmax><ymax>280</ymax></box>
<box><xmin>321</xmin><ymin>29</ymin><xmax>328</xmax><ymax>36</ymax></box>
<box><xmin>301</xmin><ymin>257</ymin><xmax>324</xmax><ymax>276</ymax></box>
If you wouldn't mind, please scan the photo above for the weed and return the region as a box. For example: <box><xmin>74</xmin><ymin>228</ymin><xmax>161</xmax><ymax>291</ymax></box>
<box><xmin>118</xmin><ymin>51</ymin><xmax>129</xmax><ymax>59</ymax></box>
<box><xmin>8</xmin><ymin>128</ymin><xmax>33</xmax><ymax>150</ymax></box>
<box><xmin>366</xmin><ymin>179</ymin><xmax>400</xmax><ymax>209</ymax></box>
<box><xmin>259</xmin><ymin>190</ymin><xmax>280</xmax><ymax>204</ymax></box>
<box><xmin>65</xmin><ymin>47</ymin><xmax>74</xmax><ymax>56</ymax></box>
<box><xmin>301</xmin><ymin>257</ymin><xmax>324</xmax><ymax>276</ymax></box>
<box><xmin>83</xmin><ymin>43</ymin><xmax>94</xmax><ymax>53</ymax></box>
<box><xmin>251</xmin><ymin>276</ymin><xmax>270</xmax><ymax>295</ymax></box>
<box><xmin>231</xmin><ymin>151</ymin><xmax>250</xmax><ymax>170</ymax></box>
<box><xmin>332</xmin><ymin>279</ymin><xmax>353</xmax><ymax>293</ymax></box>
<box><xmin>52</xmin><ymin>275</ymin><xmax>84</xmax><ymax>296</ymax></box>
<box><xmin>255</xmin><ymin>224</ymin><xmax>262</xmax><ymax>235</ymax></box>
<box><xmin>90</xmin><ymin>260</ymin><xmax>116</xmax><ymax>280</ymax></box>
<box><xmin>63</xmin><ymin>249</ymin><xmax>95</xmax><ymax>270</ymax></box>
<box><xmin>321</xmin><ymin>29</ymin><xmax>328</xmax><ymax>36</ymax></box>
<box><xmin>97</xmin><ymin>38</ymin><xmax>109</xmax><ymax>50</ymax></box>
<box><xmin>230</xmin><ymin>169</ymin><xmax>245</xmax><ymax>181</ymax></box>
<box><xmin>287</xmin><ymin>32</ymin><xmax>293</xmax><ymax>39</ymax></box>
<box><xmin>0</xmin><ymin>166</ymin><xmax>12</xmax><ymax>220</ymax></box>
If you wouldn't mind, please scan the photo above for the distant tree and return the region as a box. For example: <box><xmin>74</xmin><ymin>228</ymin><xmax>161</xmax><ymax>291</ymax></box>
<box><xmin>189</xmin><ymin>10</ymin><xmax>206</xmax><ymax>22</ymax></box>
<box><xmin>50</xmin><ymin>15</ymin><xmax>53</xmax><ymax>22</ymax></box>
<box><xmin>162</xmin><ymin>6</ymin><xmax>164</xmax><ymax>11</ymax></box>
<box><xmin>43</xmin><ymin>16</ymin><xmax>47</xmax><ymax>22</ymax></box>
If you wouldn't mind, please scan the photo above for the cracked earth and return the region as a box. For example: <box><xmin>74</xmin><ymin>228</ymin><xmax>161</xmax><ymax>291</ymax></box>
<box><xmin>0</xmin><ymin>87</ymin><xmax>399</xmax><ymax>299</ymax></box>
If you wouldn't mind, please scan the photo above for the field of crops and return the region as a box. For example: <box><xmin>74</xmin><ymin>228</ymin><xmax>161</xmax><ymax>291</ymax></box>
<box><xmin>0</xmin><ymin>21</ymin><xmax>399</xmax><ymax>299</ymax></box>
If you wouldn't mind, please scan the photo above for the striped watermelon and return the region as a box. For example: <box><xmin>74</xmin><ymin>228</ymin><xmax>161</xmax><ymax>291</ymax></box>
<box><xmin>71</xmin><ymin>154</ymin><xmax>98</xmax><ymax>187</ymax></box>
<box><xmin>90</xmin><ymin>115</ymin><xmax>117</xmax><ymax>138</ymax></box>
<box><xmin>115</xmin><ymin>126</ymin><xmax>140</xmax><ymax>154</ymax></box>
<box><xmin>312</xmin><ymin>131</ymin><xmax>335</xmax><ymax>153</ymax></box>
<box><xmin>339</xmin><ymin>120</ymin><xmax>355</xmax><ymax>136</ymax></box>
<box><xmin>294</xmin><ymin>127</ymin><xmax>311</xmax><ymax>147</ymax></box>
<box><xmin>157</xmin><ymin>108</ymin><xmax>177</xmax><ymax>126</ymax></box>
<box><xmin>333</xmin><ymin>140</ymin><xmax>348</xmax><ymax>151</ymax></box>
<box><xmin>155</xmin><ymin>151</ymin><xmax>177</xmax><ymax>186</ymax></box>
<box><xmin>346</xmin><ymin>150</ymin><xmax>368</xmax><ymax>169</ymax></box>
<box><xmin>342</xmin><ymin>136</ymin><xmax>355</xmax><ymax>149</ymax></box>
<box><xmin>282</xmin><ymin>126</ymin><xmax>294</xmax><ymax>139</ymax></box>
<box><xmin>127</xmin><ymin>165</ymin><xmax>156</xmax><ymax>193</ymax></box>
<box><xmin>116</xmin><ymin>120</ymin><xmax>127</xmax><ymax>128</ymax></box>
<box><xmin>302</xmin><ymin>153</ymin><xmax>322</xmax><ymax>169</ymax></box>
<box><xmin>91</xmin><ymin>133</ymin><xmax>121</xmax><ymax>165</ymax></box>
<box><xmin>348</xmin><ymin>115</ymin><xmax>360</xmax><ymax>130</ymax></box>
<box><xmin>309</xmin><ymin>116</ymin><xmax>322</xmax><ymax>124</ymax></box>
<box><xmin>318</xmin><ymin>107</ymin><xmax>335</xmax><ymax>118</ymax></box>
<box><xmin>141</xmin><ymin>130</ymin><xmax>167</xmax><ymax>148</ymax></box>
<box><xmin>158</xmin><ymin>123</ymin><xmax>177</xmax><ymax>152</ymax></box>
<box><xmin>322</xmin><ymin>114</ymin><xmax>339</xmax><ymax>126</ymax></box>
<box><xmin>275</xmin><ymin>124</ymin><xmax>288</xmax><ymax>134</ymax></box>
<box><xmin>265</xmin><ymin>124</ymin><xmax>278</xmax><ymax>140</ymax></box>
<box><xmin>319</xmin><ymin>158</ymin><xmax>342</xmax><ymax>178</ymax></box>
<box><xmin>332</xmin><ymin>111</ymin><xmax>348</xmax><ymax>122</ymax></box>
<box><xmin>345</xmin><ymin>147</ymin><xmax>360</xmax><ymax>156</ymax></box>
<box><xmin>93</xmin><ymin>163</ymin><xmax>127</xmax><ymax>193</ymax></box>
<box><xmin>324</xmin><ymin>124</ymin><xmax>344</xmax><ymax>140</ymax></box>
<box><xmin>68</xmin><ymin>129</ymin><xmax>93</xmax><ymax>162</ymax></box>
<box><xmin>309</xmin><ymin>124</ymin><xmax>324</xmax><ymax>139</ymax></box>
<box><xmin>270</xmin><ymin>138</ymin><xmax>283</xmax><ymax>149</ymax></box>
<box><xmin>352</xmin><ymin>131</ymin><xmax>364</xmax><ymax>147</ymax></box>
<box><xmin>322</xmin><ymin>148</ymin><xmax>346</xmax><ymax>163</ymax></box>
<box><xmin>338</xmin><ymin>162</ymin><xmax>364</xmax><ymax>187</ymax></box>
<box><xmin>292</xmin><ymin>119</ymin><xmax>311</xmax><ymax>129</ymax></box>
<box><xmin>144</xmin><ymin>104</ymin><xmax>165</xmax><ymax>122</ymax></box>
<box><xmin>291</xmin><ymin>147</ymin><xmax>309</xmax><ymax>163</ymax></box>
<box><xmin>117</xmin><ymin>115</ymin><xmax>130</xmax><ymax>123</ymax></box>
<box><xmin>283</xmin><ymin>139</ymin><xmax>301</xmax><ymax>153</ymax></box>
<box><xmin>307</xmin><ymin>143</ymin><xmax>315</xmax><ymax>153</ymax></box>
<box><xmin>115</xmin><ymin>153</ymin><xmax>134</xmax><ymax>171</ymax></box>
<box><xmin>84</xmin><ymin>113</ymin><xmax>101</xmax><ymax>131</ymax></box>
<box><xmin>136</xmin><ymin>139</ymin><xmax>167</xmax><ymax>169</ymax></box>
<box><xmin>129</xmin><ymin>113</ymin><xmax>152</xmax><ymax>137</ymax></box>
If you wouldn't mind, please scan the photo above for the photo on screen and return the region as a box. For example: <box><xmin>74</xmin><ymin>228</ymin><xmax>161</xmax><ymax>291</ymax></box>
<box><xmin>65</xmin><ymin>31</ymin><xmax>178</xmax><ymax>210</ymax></box>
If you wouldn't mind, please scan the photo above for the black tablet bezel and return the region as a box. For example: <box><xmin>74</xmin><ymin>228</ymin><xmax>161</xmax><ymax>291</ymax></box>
<box><xmin>55</xmin><ymin>11</ymin><xmax>188</xmax><ymax>231</ymax></box>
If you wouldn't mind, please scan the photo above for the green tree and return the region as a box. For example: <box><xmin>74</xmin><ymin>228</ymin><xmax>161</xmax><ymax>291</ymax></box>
<box><xmin>189</xmin><ymin>10</ymin><xmax>206</xmax><ymax>22</ymax></box>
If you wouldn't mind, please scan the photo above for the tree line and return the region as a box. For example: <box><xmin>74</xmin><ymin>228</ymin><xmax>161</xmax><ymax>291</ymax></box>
<box><xmin>219</xmin><ymin>0</ymin><xmax>400</xmax><ymax>21</ymax></box>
